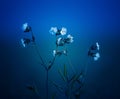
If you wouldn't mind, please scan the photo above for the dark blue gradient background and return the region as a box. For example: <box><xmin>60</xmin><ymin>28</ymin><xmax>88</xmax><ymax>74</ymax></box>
<box><xmin>0</xmin><ymin>0</ymin><xmax>120</xmax><ymax>99</ymax></box>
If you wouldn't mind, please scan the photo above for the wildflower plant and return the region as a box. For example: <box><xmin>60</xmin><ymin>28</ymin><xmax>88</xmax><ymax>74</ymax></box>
<box><xmin>20</xmin><ymin>23</ymin><xmax>100</xmax><ymax>99</ymax></box>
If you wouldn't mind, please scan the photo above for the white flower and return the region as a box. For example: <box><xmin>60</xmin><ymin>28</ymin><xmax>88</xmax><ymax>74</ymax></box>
<box><xmin>62</xmin><ymin>50</ymin><xmax>67</xmax><ymax>56</ymax></box>
<box><xmin>22</xmin><ymin>23</ymin><xmax>28</xmax><ymax>30</ymax></box>
<box><xmin>22</xmin><ymin>23</ymin><xmax>31</xmax><ymax>32</ymax></box>
<box><xmin>94</xmin><ymin>52</ymin><xmax>100</xmax><ymax>61</ymax></box>
<box><xmin>53</xmin><ymin>50</ymin><xmax>57</xmax><ymax>57</ymax></box>
<box><xmin>56</xmin><ymin>37</ymin><xmax>65</xmax><ymax>46</ymax></box>
<box><xmin>96</xmin><ymin>42</ymin><xmax>100</xmax><ymax>50</ymax></box>
<box><xmin>65</xmin><ymin>34</ymin><xmax>74</xmax><ymax>44</ymax></box>
<box><xmin>49</xmin><ymin>27</ymin><xmax>58</xmax><ymax>35</ymax></box>
<box><xmin>21</xmin><ymin>38</ymin><xmax>31</xmax><ymax>47</ymax></box>
<box><xmin>67</xmin><ymin>35</ymin><xmax>73</xmax><ymax>42</ymax></box>
<box><xmin>53</xmin><ymin>50</ymin><xmax>62</xmax><ymax>56</ymax></box>
<box><xmin>21</xmin><ymin>38</ymin><xmax>26</xmax><ymax>47</ymax></box>
<box><xmin>60</xmin><ymin>27</ymin><xmax>67</xmax><ymax>35</ymax></box>
<box><xmin>53</xmin><ymin>50</ymin><xmax>67</xmax><ymax>56</ymax></box>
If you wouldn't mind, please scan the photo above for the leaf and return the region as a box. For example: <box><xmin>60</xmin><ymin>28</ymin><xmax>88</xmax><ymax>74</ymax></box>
<box><xmin>58</xmin><ymin>68</ymin><xmax>67</xmax><ymax>82</ymax></box>
<box><xmin>70</xmin><ymin>73</ymin><xmax>83</xmax><ymax>88</ymax></box>
<box><xmin>51</xmin><ymin>81</ymin><xmax>64</xmax><ymax>93</ymax></box>
<box><xmin>77</xmin><ymin>79</ymin><xmax>84</xmax><ymax>87</ymax></box>
<box><xmin>26</xmin><ymin>83</ymin><xmax>40</xmax><ymax>97</ymax></box>
<box><xmin>69</xmin><ymin>74</ymin><xmax>76</xmax><ymax>83</ymax></box>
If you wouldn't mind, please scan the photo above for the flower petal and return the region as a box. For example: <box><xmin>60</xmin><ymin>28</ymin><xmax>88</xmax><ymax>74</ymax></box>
<box><xmin>21</xmin><ymin>38</ymin><xmax>26</xmax><ymax>47</ymax></box>
<box><xmin>53</xmin><ymin>50</ymin><xmax>56</xmax><ymax>56</ymax></box>
<box><xmin>56</xmin><ymin>37</ymin><xmax>65</xmax><ymax>46</ymax></box>
<box><xmin>94</xmin><ymin>52</ymin><xmax>100</xmax><ymax>61</ymax></box>
<box><xmin>22</xmin><ymin>23</ymin><xmax>31</xmax><ymax>32</ymax></box>
<box><xmin>49</xmin><ymin>27</ymin><xmax>58</xmax><ymax>35</ymax></box>
<box><xmin>60</xmin><ymin>27</ymin><xmax>67</xmax><ymax>35</ymax></box>
<box><xmin>96</xmin><ymin>42</ymin><xmax>100</xmax><ymax>50</ymax></box>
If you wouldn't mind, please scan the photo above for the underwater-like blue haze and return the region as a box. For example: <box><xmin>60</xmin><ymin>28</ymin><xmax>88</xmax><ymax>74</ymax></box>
<box><xmin>0</xmin><ymin>0</ymin><xmax>120</xmax><ymax>99</ymax></box>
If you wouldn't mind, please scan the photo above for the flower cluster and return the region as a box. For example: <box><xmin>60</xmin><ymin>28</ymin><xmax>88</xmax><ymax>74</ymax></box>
<box><xmin>49</xmin><ymin>27</ymin><xmax>74</xmax><ymax>57</ymax></box>
<box><xmin>53</xmin><ymin>50</ymin><xmax>67</xmax><ymax>57</ymax></box>
<box><xmin>21</xmin><ymin>23</ymin><xmax>35</xmax><ymax>47</ymax></box>
<box><xmin>88</xmin><ymin>42</ymin><xmax>100</xmax><ymax>61</ymax></box>
<box><xmin>49</xmin><ymin>27</ymin><xmax>67</xmax><ymax>36</ymax></box>
<box><xmin>56</xmin><ymin>34</ymin><xmax>73</xmax><ymax>46</ymax></box>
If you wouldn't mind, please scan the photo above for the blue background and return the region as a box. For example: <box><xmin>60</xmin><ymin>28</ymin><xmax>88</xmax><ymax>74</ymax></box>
<box><xmin>0</xmin><ymin>0</ymin><xmax>120</xmax><ymax>98</ymax></box>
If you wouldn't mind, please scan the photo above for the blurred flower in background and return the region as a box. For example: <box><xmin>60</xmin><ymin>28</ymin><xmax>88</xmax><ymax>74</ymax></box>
<box><xmin>21</xmin><ymin>38</ymin><xmax>31</xmax><ymax>47</ymax></box>
<box><xmin>88</xmin><ymin>42</ymin><xmax>100</xmax><ymax>61</ymax></box>
<box><xmin>22</xmin><ymin>23</ymin><xmax>32</xmax><ymax>32</ymax></box>
<box><xmin>62</xmin><ymin>50</ymin><xmax>67</xmax><ymax>56</ymax></box>
<box><xmin>96</xmin><ymin>42</ymin><xmax>100</xmax><ymax>50</ymax></box>
<box><xmin>90</xmin><ymin>42</ymin><xmax>99</xmax><ymax>51</ymax></box>
<box><xmin>94</xmin><ymin>52</ymin><xmax>100</xmax><ymax>61</ymax></box>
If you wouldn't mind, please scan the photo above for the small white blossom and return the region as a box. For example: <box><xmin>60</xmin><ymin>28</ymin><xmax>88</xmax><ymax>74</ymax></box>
<box><xmin>21</xmin><ymin>38</ymin><xmax>26</xmax><ymax>47</ymax></box>
<box><xmin>94</xmin><ymin>52</ymin><xmax>100</xmax><ymax>61</ymax></box>
<box><xmin>53</xmin><ymin>50</ymin><xmax>57</xmax><ymax>57</ymax></box>
<box><xmin>66</xmin><ymin>34</ymin><xmax>74</xmax><ymax>43</ymax></box>
<box><xmin>63</xmin><ymin>50</ymin><xmax>67</xmax><ymax>56</ymax></box>
<box><xmin>56</xmin><ymin>37</ymin><xmax>65</xmax><ymax>46</ymax></box>
<box><xmin>53</xmin><ymin>50</ymin><xmax>62</xmax><ymax>56</ymax></box>
<box><xmin>22</xmin><ymin>23</ymin><xmax>31</xmax><ymax>32</ymax></box>
<box><xmin>21</xmin><ymin>38</ymin><xmax>31</xmax><ymax>47</ymax></box>
<box><xmin>22</xmin><ymin>23</ymin><xmax>28</xmax><ymax>31</ymax></box>
<box><xmin>96</xmin><ymin>42</ymin><xmax>100</xmax><ymax>50</ymax></box>
<box><xmin>49</xmin><ymin>27</ymin><xmax>58</xmax><ymax>35</ymax></box>
<box><xmin>60</xmin><ymin>27</ymin><xmax>67</xmax><ymax>35</ymax></box>
<box><xmin>67</xmin><ymin>35</ymin><xmax>73</xmax><ymax>42</ymax></box>
<box><xmin>53</xmin><ymin>50</ymin><xmax>67</xmax><ymax>56</ymax></box>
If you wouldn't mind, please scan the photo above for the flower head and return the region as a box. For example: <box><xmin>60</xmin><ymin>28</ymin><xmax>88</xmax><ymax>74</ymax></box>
<box><xmin>53</xmin><ymin>50</ymin><xmax>57</xmax><ymax>57</ymax></box>
<box><xmin>53</xmin><ymin>50</ymin><xmax>67</xmax><ymax>57</ymax></box>
<box><xmin>90</xmin><ymin>42</ymin><xmax>99</xmax><ymax>51</ymax></box>
<box><xmin>21</xmin><ymin>38</ymin><xmax>31</xmax><ymax>47</ymax></box>
<box><xmin>56</xmin><ymin>37</ymin><xmax>65</xmax><ymax>46</ymax></box>
<box><xmin>53</xmin><ymin>50</ymin><xmax>62</xmax><ymax>57</ymax></box>
<box><xmin>49</xmin><ymin>27</ymin><xmax>67</xmax><ymax>36</ymax></box>
<box><xmin>49</xmin><ymin>27</ymin><xmax>58</xmax><ymax>35</ymax></box>
<box><xmin>22</xmin><ymin>23</ymin><xmax>31</xmax><ymax>32</ymax></box>
<box><xmin>65</xmin><ymin>34</ymin><xmax>74</xmax><ymax>44</ymax></box>
<box><xmin>60</xmin><ymin>27</ymin><xmax>67</xmax><ymax>35</ymax></box>
<box><xmin>62</xmin><ymin>50</ymin><xmax>67</xmax><ymax>56</ymax></box>
<box><xmin>88</xmin><ymin>42</ymin><xmax>100</xmax><ymax>61</ymax></box>
<box><xmin>94</xmin><ymin>52</ymin><xmax>100</xmax><ymax>61</ymax></box>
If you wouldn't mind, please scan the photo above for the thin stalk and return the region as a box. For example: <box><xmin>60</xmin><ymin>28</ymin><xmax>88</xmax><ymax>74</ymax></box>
<box><xmin>46</xmin><ymin>70</ymin><xmax>49</xmax><ymax>99</ymax></box>
<box><xmin>47</xmin><ymin>56</ymin><xmax>56</xmax><ymax>70</ymax></box>
<box><xmin>63</xmin><ymin>45</ymin><xmax>76</xmax><ymax>74</ymax></box>
<box><xmin>81</xmin><ymin>52</ymin><xmax>89</xmax><ymax>77</ymax></box>
<box><xmin>67</xmin><ymin>56</ymin><xmax>76</xmax><ymax>74</ymax></box>
<box><xmin>30</xmin><ymin>31</ymin><xmax>58</xmax><ymax>99</ymax></box>
<box><xmin>34</xmin><ymin>44</ymin><xmax>47</xmax><ymax>70</ymax></box>
<box><xmin>30</xmin><ymin>30</ymin><xmax>47</xmax><ymax>70</ymax></box>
